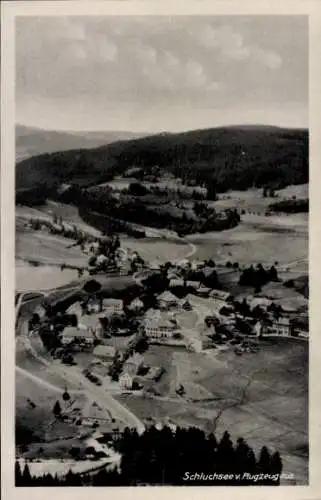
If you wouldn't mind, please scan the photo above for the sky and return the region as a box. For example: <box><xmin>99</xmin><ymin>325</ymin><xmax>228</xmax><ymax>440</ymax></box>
<box><xmin>16</xmin><ymin>16</ymin><xmax>308</xmax><ymax>133</ymax></box>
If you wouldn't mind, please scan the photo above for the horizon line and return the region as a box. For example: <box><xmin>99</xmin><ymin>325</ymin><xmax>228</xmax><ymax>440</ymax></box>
<box><xmin>16</xmin><ymin>122</ymin><xmax>309</xmax><ymax>134</ymax></box>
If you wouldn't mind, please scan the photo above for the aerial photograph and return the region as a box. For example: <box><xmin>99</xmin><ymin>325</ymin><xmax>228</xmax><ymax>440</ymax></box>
<box><xmin>15</xmin><ymin>15</ymin><xmax>308</xmax><ymax>486</ymax></box>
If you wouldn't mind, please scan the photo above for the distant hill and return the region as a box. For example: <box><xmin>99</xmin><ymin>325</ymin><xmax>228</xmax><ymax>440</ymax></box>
<box><xmin>16</xmin><ymin>125</ymin><xmax>308</xmax><ymax>198</ymax></box>
<box><xmin>16</xmin><ymin>124</ymin><xmax>146</xmax><ymax>161</ymax></box>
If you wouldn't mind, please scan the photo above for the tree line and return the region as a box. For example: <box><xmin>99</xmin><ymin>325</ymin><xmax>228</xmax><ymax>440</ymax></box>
<box><xmin>239</xmin><ymin>264</ymin><xmax>279</xmax><ymax>292</ymax></box>
<box><xmin>15</xmin><ymin>425</ymin><xmax>283</xmax><ymax>486</ymax></box>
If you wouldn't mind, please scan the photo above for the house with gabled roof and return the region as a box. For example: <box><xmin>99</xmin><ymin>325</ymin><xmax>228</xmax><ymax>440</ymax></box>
<box><xmin>145</xmin><ymin>312</ymin><xmax>180</xmax><ymax>339</ymax></box>
<box><xmin>61</xmin><ymin>326</ymin><xmax>95</xmax><ymax>346</ymax></box>
<box><xmin>123</xmin><ymin>353</ymin><xmax>144</xmax><ymax>376</ymax></box>
<box><xmin>157</xmin><ymin>291</ymin><xmax>180</xmax><ymax>310</ymax></box>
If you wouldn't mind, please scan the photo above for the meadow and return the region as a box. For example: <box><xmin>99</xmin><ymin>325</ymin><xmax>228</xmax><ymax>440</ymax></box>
<box><xmin>187</xmin><ymin>214</ymin><xmax>307</xmax><ymax>270</ymax></box>
<box><xmin>115</xmin><ymin>337</ymin><xmax>308</xmax><ymax>483</ymax></box>
<box><xmin>16</xmin><ymin>228</ymin><xmax>87</xmax><ymax>266</ymax></box>
<box><xmin>15</xmin><ymin>370</ymin><xmax>87</xmax><ymax>446</ymax></box>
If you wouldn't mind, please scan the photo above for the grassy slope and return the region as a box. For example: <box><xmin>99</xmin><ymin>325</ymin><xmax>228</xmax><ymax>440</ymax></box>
<box><xmin>115</xmin><ymin>338</ymin><xmax>308</xmax><ymax>483</ymax></box>
<box><xmin>16</xmin><ymin>125</ymin><xmax>308</xmax><ymax>193</ymax></box>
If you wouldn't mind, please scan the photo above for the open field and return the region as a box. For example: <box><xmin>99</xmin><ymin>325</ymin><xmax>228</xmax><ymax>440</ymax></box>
<box><xmin>188</xmin><ymin>215</ymin><xmax>307</xmax><ymax>271</ymax></box>
<box><xmin>115</xmin><ymin>337</ymin><xmax>307</xmax><ymax>482</ymax></box>
<box><xmin>16</xmin><ymin>260</ymin><xmax>80</xmax><ymax>291</ymax></box>
<box><xmin>115</xmin><ymin>394</ymin><xmax>183</xmax><ymax>423</ymax></box>
<box><xmin>16</xmin><ymin>370</ymin><xmax>87</xmax><ymax>445</ymax></box>
<box><xmin>16</xmin><ymin>229</ymin><xmax>87</xmax><ymax>267</ymax></box>
<box><xmin>122</xmin><ymin>236</ymin><xmax>191</xmax><ymax>263</ymax></box>
<box><xmin>16</xmin><ymin>202</ymin><xmax>102</xmax><ymax>238</ymax></box>
<box><xmin>184</xmin><ymin>185</ymin><xmax>308</xmax><ymax>269</ymax></box>
<box><xmin>211</xmin><ymin>184</ymin><xmax>308</xmax><ymax>213</ymax></box>
<box><xmin>20</xmin><ymin>437</ymin><xmax>85</xmax><ymax>460</ymax></box>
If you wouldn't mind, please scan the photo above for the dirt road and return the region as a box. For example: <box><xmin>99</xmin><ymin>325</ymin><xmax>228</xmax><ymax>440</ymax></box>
<box><xmin>17</xmin><ymin>335</ymin><xmax>145</xmax><ymax>433</ymax></box>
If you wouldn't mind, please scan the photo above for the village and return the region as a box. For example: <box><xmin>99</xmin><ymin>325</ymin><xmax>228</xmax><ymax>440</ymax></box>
<box><xmin>21</xmin><ymin>213</ymin><xmax>308</xmax><ymax>401</ymax></box>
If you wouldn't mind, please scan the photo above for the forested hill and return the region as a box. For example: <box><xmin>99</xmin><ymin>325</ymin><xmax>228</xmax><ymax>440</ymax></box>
<box><xmin>16</xmin><ymin>124</ymin><xmax>146</xmax><ymax>162</ymax></box>
<box><xmin>16</xmin><ymin>125</ymin><xmax>308</xmax><ymax>195</ymax></box>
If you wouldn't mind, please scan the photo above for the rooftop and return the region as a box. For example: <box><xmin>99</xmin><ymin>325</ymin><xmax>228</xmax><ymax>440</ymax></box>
<box><xmin>103</xmin><ymin>298</ymin><xmax>123</xmax><ymax>306</ymax></box>
<box><xmin>145</xmin><ymin>312</ymin><xmax>178</xmax><ymax>329</ymax></box>
<box><xmin>124</xmin><ymin>353</ymin><xmax>144</xmax><ymax>366</ymax></box>
<box><xmin>79</xmin><ymin>314</ymin><xmax>101</xmax><ymax>329</ymax></box>
<box><xmin>209</xmin><ymin>289</ymin><xmax>231</xmax><ymax>300</ymax></box>
<box><xmin>93</xmin><ymin>344</ymin><xmax>116</xmax><ymax>357</ymax></box>
<box><xmin>62</xmin><ymin>326</ymin><xmax>94</xmax><ymax>339</ymax></box>
<box><xmin>158</xmin><ymin>291</ymin><xmax>179</xmax><ymax>302</ymax></box>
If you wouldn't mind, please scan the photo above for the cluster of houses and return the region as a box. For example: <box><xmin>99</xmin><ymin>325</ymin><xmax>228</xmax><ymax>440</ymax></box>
<box><xmin>60</xmin><ymin>297</ymin><xmax>125</xmax><ymax>346</ymax></box>
<box><xmin>47</xmin><ymin>262</ymin><xmax>305</xmax><ymax>364</ymax></box>
<box><xmin>21</xmin><ymin>245</ymin><xmax>308</xmax><ymax>399</ymax></box>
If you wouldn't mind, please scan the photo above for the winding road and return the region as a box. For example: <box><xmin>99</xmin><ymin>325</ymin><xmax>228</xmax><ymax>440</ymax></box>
<box><xmin>15</xmin><ymin>211</ymin><xmax>199</xmax><ymax>435</ymax></box>
<box><xmin>16</xmin><ymin>333</ymin><xmax>145</xmax><ymax>434</ymax></box>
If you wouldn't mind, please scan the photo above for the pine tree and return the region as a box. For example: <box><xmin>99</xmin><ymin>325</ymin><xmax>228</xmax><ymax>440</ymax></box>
<box><xmin>15</xmin><ymin>460</ymin><xmax>22</xmax><ymax>486</ymax></box>
<box><xmin>53</xmin><ymin>400</ymin><xmax>62</xmax><ymax>417</ymax></box>
<box><xmin>258</xmin><ymin>445</ymin><xmax>271</xmax><ymax>473</ymax></box>
<box><xmin>217</xmin><ymin>431</ymin><xmax>235</xmax><ymax>474</ymax></box>
<box><xmin>22</xmin><ymin>463</ymin><xmax>32</xmax><ymax>486</ymax></box>
<box><xmin>270</xmin><ymin>451</ymin><xmax>283</xmax><ymax>476</ymax></box>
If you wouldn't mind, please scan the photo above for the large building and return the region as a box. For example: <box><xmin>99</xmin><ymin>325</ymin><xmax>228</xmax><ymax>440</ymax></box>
<box><xmin>169</xmin><ymin>278</ymin><xmax>185</xmax><ymax>288</ymax></box>
<box><xmin>157</xmin><ymin>291</ymin><xmax>181</xmax><ymax>310</ymax></box>
<box><xmin>144</xmin><ymin>313</ymin><xmax>180</xmax><ymax>339</ymax></box>
<box><xmin>123</xmin><ymin>353</ymin><xmax>144</xmax><ymax>376</ymax></box>
<box><xmin>271</xmin><ymin>317</ymin><xmax>292</xmax><ymax>336</ymax></box>
<box><xmin>102</xmin><ymin>298</ymin><xmax>124</xmax><ymax>316</ymax></box>
<box><xmin>61</xmin><ymin>326</ymin><xmax>95</xmax><ymax>346</ymax></box>
<box><xmin>128</xmin><ymin>297</ymin><xmax>144</xmax><ymax>312</ymax></box>
<box><xmin>119</xmin><ymin>372</ymin><xmax>133</xmax><ymax>390</ymax></box>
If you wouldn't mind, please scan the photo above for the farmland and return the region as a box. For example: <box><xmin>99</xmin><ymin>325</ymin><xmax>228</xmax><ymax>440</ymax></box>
<box><xmin>16</xmin><ymin>229</ymin><xmax>87</xmax><ymax>267</ymax></box>
<box><xmin>114</xmin><ymin>337</ymin><xmax>308</xmax><ymax>483</ymax></box>
<box><xmin>122</xmin><ymin>236</ymin><xmax>191</xmax><ymax>263</ymax></box>
<box><xmin>187</xmin><ymin>187</ymin><xmax>308</xmax><ymax>272</ymax></box>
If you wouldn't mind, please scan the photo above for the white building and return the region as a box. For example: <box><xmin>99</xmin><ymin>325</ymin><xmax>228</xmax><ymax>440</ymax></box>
<box><xmin>271</xmin><ymin>317</ymin><xmax>292</xmax><ymax>336</ymax></box>
<box><xmin>186</xmin><ymin>280</ymin><xmax>201</xmax><ymax>289</ymax></box>
<box><xmin>145</xmin><ymin>314</ymin><xmax>179</xmax><ymax>339</ymax></box>
<box><xmin>169</xmin><ymin>278</ymin><xmax>185</xmax><ymax>288</ymax></box>
<box><xmin>123</xmin><ymin>353</ymin><xmax>144</xmax><ymax>376</ymax></box>
<box><xmin>103</xmin><ymin>298</ymin><xmax>123</xmax><ymax>315</ymax></box>
<box><xmin>128</xmin><ymin>297</ymin><xmax>144</xmax><ymax>312</ymax></box>
<box><xmin>86</xmin><ymin>297</ymin><xmax>103</xmax><ymax>314</ymax></box>
<box><xmin>196</xmin><ymin>285</ymin><xmax>211</xmax><ymax>296</ymax></box>
<box><xmin>209</xmin><ymin>289</ymin><xmax>232</xmax><ymax>302</ymax></box>
<box><xmin>119</xmin><ymin>372</ymin><xmax>133</xmax><ymax>390</ymax></box>
<box><xmin>61</xmin><ymin>326</ymin><xmax>95</xmax><ymax>346</ymax></box>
